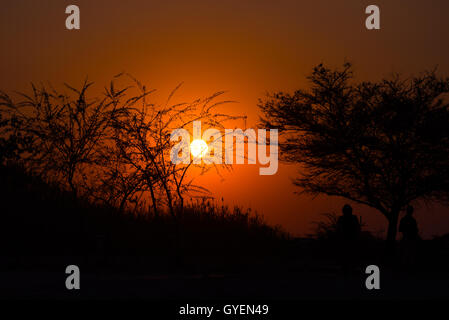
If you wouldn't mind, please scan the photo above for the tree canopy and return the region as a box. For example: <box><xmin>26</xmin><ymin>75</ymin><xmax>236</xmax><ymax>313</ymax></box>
<box><xmin>259</xmin><ymin>63</ymin><xmax>449</xmax><ymax>245</ymax></box>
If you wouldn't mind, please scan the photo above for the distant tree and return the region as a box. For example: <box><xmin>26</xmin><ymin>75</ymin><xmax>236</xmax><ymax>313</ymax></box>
<box><xmin>259</xmin><ymin>63</ymin><xmax>449</xmax><ymax>251</ymax></box>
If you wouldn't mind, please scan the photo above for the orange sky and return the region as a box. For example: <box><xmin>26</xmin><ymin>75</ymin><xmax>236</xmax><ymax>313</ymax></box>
<box><xmin>2</xmin><ymin>0</ymin><xmax>449</xmax><ymax>238</ymax></box>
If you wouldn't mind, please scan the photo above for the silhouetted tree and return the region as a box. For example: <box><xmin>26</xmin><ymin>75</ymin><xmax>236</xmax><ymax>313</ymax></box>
<box><xmin>90</xmin><ymin>144</ymin><xmax>144</xmax><ymax>213</ymax></box>
<box><xmin>0</xmin><ymin>99</ymin><xmax>33</xmax><ymax>165</ymax></box>
<box><xmin>0</xmin><ymin>81</ymin><xmax>134</xmax><ymax>196</ymax></box>
<box><xmin>112</xmin><ymin>76</ymin><xmax>238</xmax><ymax>217</ymax></box>
<box><xmin>259</xmin><ymin>63</ymin><xmax>449</xmax><ymax>252</ymax></box>
<box><xmin>1</xmin><ymin>75</ymin><xmax>240</xmax><ymax>220</ymax></box>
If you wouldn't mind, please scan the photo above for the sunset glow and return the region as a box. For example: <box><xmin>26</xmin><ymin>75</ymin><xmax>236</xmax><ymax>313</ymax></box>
<box><xmin>190</xmin><ymin>139</ymin><xmax>208</xmax><ymax>158</ymax></box>
<box><xmin>4</xmin><ymin>0</ymin><xmax>449</xmax><ymax>302</ymax></box>
<box><xmin>3</xmin><ymin>0</ymin><xmax>449</xmax><ymax>240</ymax></box>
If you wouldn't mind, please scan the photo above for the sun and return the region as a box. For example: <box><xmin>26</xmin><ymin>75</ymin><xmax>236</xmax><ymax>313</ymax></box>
<box><xmin>190</xmin><ymin>139</ymin><xmax>208</xmax><ymax>158</ymax></box>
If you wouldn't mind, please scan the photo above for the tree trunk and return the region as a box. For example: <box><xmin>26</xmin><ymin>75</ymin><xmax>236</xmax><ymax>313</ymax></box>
<box><xmin>68</xmin><ymin>172</ymin><xmax>77</xmax><ymax>198</ymax></box>
<box><xmin>176</xmin><ymin>186</ymin><xmax>184</xmax><ymax>214</ymax></box>
<box><xmin>166</xmin><ymin>189</ymin><xmax>175</xmax><ymax>218</ymax></box>
<box><xmin>148</xmin><ymin>181</ymin><xmax>158</xmax><ymax>217</ymax></box>
<box><xmin>161</xmin><ymin>178</ymin><xmax>175</xmax><ymax>218</ymax></box>
<box><xmin>118</xmin><ymin>191</ymin><xmax>130</xmax><ymax>213</ymax></box>
<box><xmin>385</xmin><ymin>209</ymin><xmax>400</xmax><ymax>260</ymax></box>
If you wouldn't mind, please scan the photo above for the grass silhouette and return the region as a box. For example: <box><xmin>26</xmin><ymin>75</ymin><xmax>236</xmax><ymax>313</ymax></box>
<box><xmin>0</xmin><ymin>163</ymin><xmax>288</xmax><ymax>274</ymax></box>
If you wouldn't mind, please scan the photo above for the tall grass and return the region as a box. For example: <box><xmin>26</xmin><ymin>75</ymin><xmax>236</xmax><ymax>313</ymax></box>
<box><xmin>0</xmin><ymin>163</ymin><xmax>288</xmax><ymax>273</ymax></box>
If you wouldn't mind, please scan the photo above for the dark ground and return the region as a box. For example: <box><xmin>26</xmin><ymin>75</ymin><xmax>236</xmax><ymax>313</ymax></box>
<box><xmin>1</xmin><ymin>164</ymin><xmax>449</xmax><ymax>301</ymax></box>
<box><xmin>1</xmin><ymin>247</ymin><xmax>449</xmax><ymax>300</ymax></box>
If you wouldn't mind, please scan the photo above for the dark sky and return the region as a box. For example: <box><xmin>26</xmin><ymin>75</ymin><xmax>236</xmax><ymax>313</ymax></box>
<box><xmin>2</xmin><ymin>0</ymin><xmax>449</xmax><ymax>238</ymax></box>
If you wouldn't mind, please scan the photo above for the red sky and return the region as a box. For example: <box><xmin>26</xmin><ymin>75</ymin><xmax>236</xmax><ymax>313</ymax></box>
<box><xmin>2</xmin><ymin>0</ymin><xmax>449</xmax><ymax>238</ymax></box>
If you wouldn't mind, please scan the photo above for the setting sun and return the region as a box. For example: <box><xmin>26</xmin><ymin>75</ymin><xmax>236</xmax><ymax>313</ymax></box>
<box><xmin>190</xmin><ymin>139</ymin><xmax>208</xmax><ymax>158</ymax></box>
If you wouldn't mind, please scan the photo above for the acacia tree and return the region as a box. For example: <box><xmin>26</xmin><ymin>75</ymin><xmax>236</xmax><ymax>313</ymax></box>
<box><xmin>0</xmin><ymin>80</ymin><xmax>138</xmax><ymax>196</ymax></box>
<box><xmin>112</xmin><ymin>77</ymin><xmax>238</xmax><ymax>217</ymax></box>
<box><xmin>259</xmin><ymin>63</ymin><xmax>449</xmax><ymax>250</ymax></box>
<box><xmin>1</xmin><ymin>74</ymin><xmax>239</xmax><ymax>218</ymax></box>
<box><xmin>89</xmin><ymin>143</ymin><xmax>144</xmax><ymax>213</ymax></box>
<box><xmin>0</xmin><ymin>112</ymin><xmax>26</xmax><ymax>164</ymax></box>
